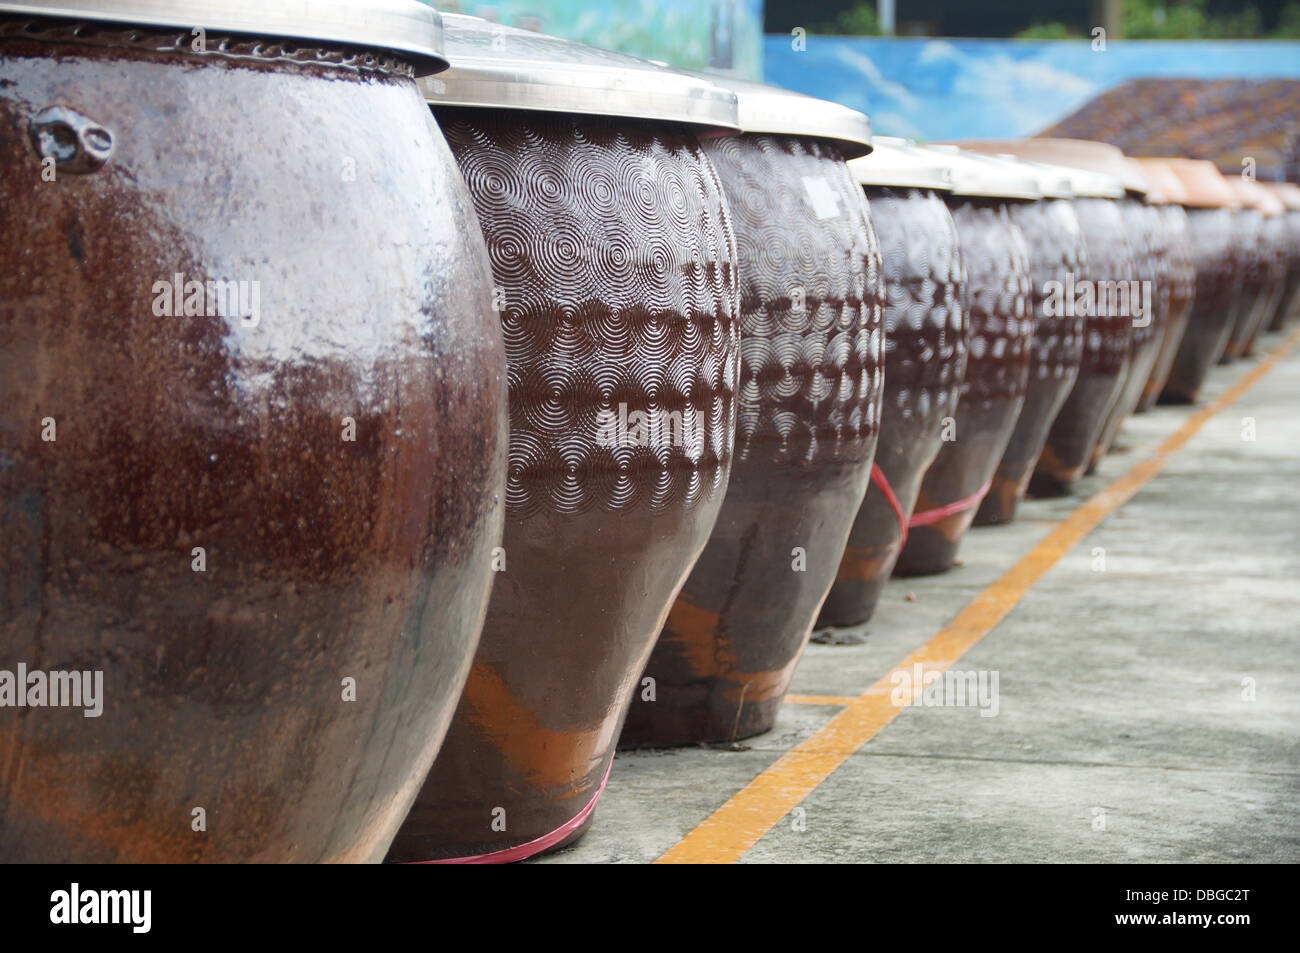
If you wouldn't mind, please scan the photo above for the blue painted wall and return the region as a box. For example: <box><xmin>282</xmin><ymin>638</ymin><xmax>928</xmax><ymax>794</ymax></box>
<box><xmin>763</xmin><ymin>35</ymin><xmax>1300</xmax><ymax>140</ymax></box>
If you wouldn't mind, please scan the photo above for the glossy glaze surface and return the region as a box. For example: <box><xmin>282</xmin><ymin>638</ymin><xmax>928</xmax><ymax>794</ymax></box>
<box><xmin>1089</xmin><ymin>201</ymin><xmax>1169</xmax><ymax>466</ymax></box>
<box><xmin>895</xmin><ymin>199</ymin><xmax>1030</xmax><ymax>575</ymax></box>
<box><xmin>0</xmin><ymin>18</ymin><xmax>506</xmax><ymax>862</ymax></box>
<box><xmin>818</xmin><ymin>186</ymin><xmax>965</xmax><ymax>627</ymax></box>
<box><xmin>1220</xmin><ymin>209</ymin><xmax>1267</xmax><ymax>362</ymax></box>
<box><xmin>975</xmin><ymin>197</ymin><xmax>1086</xmax><ymax>525</ymax></box>
<box><xmin>1162</xmin><ymin>207</ymin><xmax>1242</xmax><ymax>402</ymax></box>
<box><xmin>1030</xmin><ymin>197</ymin><xmax>1135</xmax><ymax>495</ymax></box>
<box><xmin>1138</xmin><ymin>204</ymin><xmax>1196</xmax><ymax>411</ymax></box>
<box><xmin>1236</xmin><ymin>214</ymin><xmax>1288</xmax><ymax>355</ymax></box>
<box><xmin>620</xmin><ymin>133</ymin><xmax>883</xmax><ymax>746</ymax></box>
<box><xmin>1270</xmin><ymin>210</ymin><xmax>1300</xmax><ymax>331</ymax></box>
<box><xmin>387</xmin><ymin>110</ymin><xmax>739</xmax><ymax>861</ymax></box>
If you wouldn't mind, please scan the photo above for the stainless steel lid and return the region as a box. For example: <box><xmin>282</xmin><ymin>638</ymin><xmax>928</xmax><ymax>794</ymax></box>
<box><xmin>0</xmin><ymin>0</ymin><xmax>447</xmax><ymax>74</ymax></box>
<box><xmin>848</xmin><ymin>136</ymin><xmax>952</xmax><ymax>190</ymax></box>
<box><xmin>688</xmin><ymin>73</ymin><xmax>871</xmax><ymax>158</ymax></box>
<box><xmin>421</xmin><ymin>13</ymin><xmax>740</xmax><ymax>134</ymax></box>
<box><xmin>981</xmin><ymin>154</ymin><xmax>1073</xmax><ymax>199</ymax></box>
<box><xmin>925</xmin><ymin>145</ymin><xmax>1042</xmax><ymax>200</ymax></box>
<box><xmin>1047</xmin><ymin>166</ymin><xmax>1126</xmax><ymax>199</ymax></box>
<box><xmin>953</xmin><ymin>140</ymin><xmax>1126</xmax><ymax>198</ymax></box>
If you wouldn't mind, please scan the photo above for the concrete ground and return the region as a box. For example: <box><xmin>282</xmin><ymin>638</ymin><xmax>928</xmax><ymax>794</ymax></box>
<box><xmin>536</xmin><ymin>326</ymin><xmax>1300</xmax><ymax>864</ymax></box>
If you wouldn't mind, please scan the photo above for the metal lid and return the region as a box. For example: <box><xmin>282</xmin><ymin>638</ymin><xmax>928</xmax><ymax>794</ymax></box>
<box><xmin>1159</xmin><ymin>159</ymin><xmax>1242</xmax><ymax>210</ymax></box>
<box><xmin>952</xmin><ymin>139</ymin><xmax>1125</xmax><ymax>198</ymax></box>
<box><xmin>0</xmin><ymin>0</ymin><xmax>447</xmax><ymax>74</ymax></box>
<box><xmin>925</xmin><ymin>144</ymin><xmax>1042</xmax><ymax>200</ymax></box>
<box><xmin>421</xmin><ymin>13</ymin><xmax>739</xmax><ymax>134</ymax></box>
<box><xmin>849</xmin><ymin>136</ymin><xmax>952</xmax><ymax>190</ymax></box>
<box><xmin>987</xmin><ymin>154</ymin><xmax>1073</xmax><ymax>198</ymax></box>
<box><xmin>1262</xmin><ymin>182</ymin><xmax>1300</xmax><ymax>213</ymax></box>
<box><xmin>1133</xmin><ymin>158</ymin><xmax>1189</xmax><ymax>206</ymax></box>
<box><xmin>1227</xmin><ymin>177</ymin><xmax>1286</xmax><ymax>218</ymax></box>
<box><xmin>688</xmin><ymin>73</ymin><xmax>872</xmax><ymax>159</ymax></box>
<box><xmin>1027</xmin><ymin>138</ymin><xmax>1150</xmax><ymax>196</ymax></box>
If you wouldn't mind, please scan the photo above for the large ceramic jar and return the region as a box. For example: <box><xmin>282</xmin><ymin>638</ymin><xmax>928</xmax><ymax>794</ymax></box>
<box><xmin>1088</xmin><ymin>193</ymin><xmax>1168</xmax><ymax>466</ymax></box>
<box><xmin>1135</xmin><ymin>161</ymin><xmax>1197</xmax><ymax>412</ymax></box>
<box><xmin>1265</xmin><ymin>183</ymin><xmax>1300</xmax><ymax>331</ymax></box>
<box><xmin>818</xmin><ymin>139</ymin><xmax>965</xmax><ymax>628</ymax></box>
<box><xmin>951</xmin><ymin>139</ymin><xmax>1145</xmax><ymax>496</ymax></box>
<box><xmin>386</xmin><ymin>16</ymin><xmax>741</xmax><ymax>863</ymax></box>
<box><xmin>977</xmin><ymin>165</ymin><xmax>1086</xmax><ymax>524</ymax></box>
<box><xmin>621</xmin><ymin>86</ymin><xmax>882</xmax><ymax>746</ymax></box>
<box><xmin>1219</xmin><ymin>195</ymin><xmax>1268</xmax><ymax>363</ymax></box>
<box><xmin>1030</xmin><ymin>193</ymin><xmax>1136</xmax><ymax>495</ymax></box>
<box><xmin>895</xmin><ymin>149</ymin><xmax>1034</xmax><ymax>575</ymax></box>
<box><xmin>1159</xmin><ymin>159</ymin><xmax>1245</xmax><ymax>403</ymax></box>
<box><xmin>0</xmin><ymin>1</ymin><xmax>507</xmax><ymax>862</ymax></box>
<box><xmin>1234</xmin><ymin>184</ymin><xmax>1288</xmax><ymax>356</ymax></box>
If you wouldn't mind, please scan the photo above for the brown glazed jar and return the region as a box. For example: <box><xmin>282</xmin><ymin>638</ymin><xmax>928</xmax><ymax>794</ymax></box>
<box><xmin>1138</xmin><ymin>204</ymin><xmax>1195</xmax><ymax>410</ymax></box>
<box><xmin>1239</xmin><ymin>213</ymin><xmax>1288</xmax><ymax>354</ymax></box>
<box><xmin>1159</xmin><ymin>159</ymin><xmax>1245</xmax><ymax>403</ymax></box>
<box><xmin>1088</xmin><ymin>198</ymin><xmax>1167</xmax><ymax>467</ymax></box>
<box><xmin>387</xmin><ymin>18</ymin><xmax>740</xmax><ymax>862</ymax></box>
<box><xmin>1220</xmin><ymin>203</ymin><xmax>1267</xmax><ymax>362</ymax></box>
<box><xmin>621</xmin><ymin>91</ymin><xmax>882</xmax><ymax>746</ymax></box>
<box><xmin>976</xmin><ymin>189</ymin><xmax>1086</xmax><ymax>524</ymax></box>
<box><xmin>895</xmin><ymin>168</ymin><xmax>1033</xmax><ymax>575</ymax></box>
<box><xmin>0</xmin><ymin>4</ymin><xmax>508</xmax><ymax>862</ymax></box>
<box><xmin>818</xmin><ymin>144</ymin><xmax>965</xmax><ymax>628</ymax></box>
<box><xmin>1030</xmin><ymin>196</ymin><xmax>1135</xmax><ymax>495</ymax></box>
<box><xmin>1133</xmin><ymin>159</ymin><xmax>1196</xmax><ymax>411</ymax></box>
<box><xmin>1163</xmin><ymin>209</ymin><xmax>1242</xmax><ymax>400</ymax></box>
<box><xmin>1223</xmin><ymin>179</ymin><xmax>1287</xmax><ymax>358</ymax></box>
<box><xmin>1268</xmin><ymin>187</ymin><xmax>1300</xmax><ymax>331</ymax></box>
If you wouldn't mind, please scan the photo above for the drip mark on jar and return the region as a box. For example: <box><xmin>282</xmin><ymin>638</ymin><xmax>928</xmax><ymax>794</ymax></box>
<box><xmin>28</xmin><ymin>106</ymin><xmax>114</xmax><ymax>174</ymax></box>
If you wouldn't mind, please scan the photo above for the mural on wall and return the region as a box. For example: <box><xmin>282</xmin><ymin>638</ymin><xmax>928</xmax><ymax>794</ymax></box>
<box><xmin>763</xmin><ymin>35</ymin><xmax>1300</xmax><ymax>142</ymax></box>
<box><xmin>432</xmin><ymin>0</ymin><xmax>765</xmax><ymax>78</ymax></box>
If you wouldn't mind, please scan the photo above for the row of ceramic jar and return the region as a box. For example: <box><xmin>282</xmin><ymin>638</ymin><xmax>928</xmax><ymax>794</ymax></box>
<box><xmin>2</xmin><ymin>2</ymin><xmax>1298</xmax><ymax>864</ymax></box>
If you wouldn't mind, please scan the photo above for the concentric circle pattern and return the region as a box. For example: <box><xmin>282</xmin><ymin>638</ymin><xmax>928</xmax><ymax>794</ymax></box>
<box><xmin>1119</xmin><ymin>201</ymin><xmax>1168</xmax><ymax>371</ymax></box>
<box><xmin>441</xmin><ymin>110</ymin><xmax>740</xmax><ymax>518</ymax></box>
<box><xmin>1010</xmin><ymin>198</ymin><xmax>1087</xmax><ymax>382</ymax></box>
<box><xmin>1072</xmin><ymin>198</ymin><xmax>1137</xmax><ymax>377</ymax></box>
<box><xmin>702</xmin><ymin>134</ymin><xmax>884</xmax><ymax>467</ymax></box>
<box><xmin>871</xmin><ymin>186</ymin><xmax>967</xmax><ymax>434</ymax></box>
<box><xmin>948</xmin><ymin>200</ymin><xmax>1033</xmax><ymax>405</ymax></box>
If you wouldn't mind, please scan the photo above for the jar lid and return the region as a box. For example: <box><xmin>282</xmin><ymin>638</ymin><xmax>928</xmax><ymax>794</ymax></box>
<box><xmin>0</xmin><ymin>0</ymin><xmax>448</xmax><ymax>74</ymax></box>
<box><xmin>1227</xmin><ymin>177</ymin><xmax>1286</xmax><ymax>217</ymax></box>
<box><xmin>952</xmin><ymin>139</ymin><xmax>1129</xmax><ymax>198</ymax></box>
<box><xmin>925</xmin><ymin>144</ymin><xmax>1042</xmax><ymax>200</ymax></box>
<box><xmin>1261</xmin><ymin>182</ymin><xmax>1300</xmax><ymax>213</ymax></box>
<box><xmin>1159</xmin><ymin>158</ymin><xmax>1244</xmax><ymax>210</ymax></box>
<box><xmin>421</xmin><ymin>13</ymin><xmax>739</xmax><ymax>134</ymax></box>
<box><xmin>1132</xmin><ymin>158</ymin><xmax>1190</xmax><ymax>206</ymax></box>
<box><xmin>848</xmin><ymin>136</ymin><xmax>953</xmax><ymax>190</ymax></box>
<box><xmin>690</xmin><ymin>73</ymin><xmax>872</xmax><ymax>158</ymax></box>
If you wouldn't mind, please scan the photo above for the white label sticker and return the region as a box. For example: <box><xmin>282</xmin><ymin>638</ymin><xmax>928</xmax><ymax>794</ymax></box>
<box><xmin>801</xmin><ymin>176</ymin><xmax>841</xmax><ymax>219</ymax></box>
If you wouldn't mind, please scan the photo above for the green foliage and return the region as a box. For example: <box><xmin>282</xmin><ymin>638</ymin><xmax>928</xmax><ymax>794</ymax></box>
<box><xmin>1276</xmin><ymin>1</ymin><xmax>1300</xmax><ymax>37</ymax></box>
<box><xmin>1017</xmin><ymin>0</ymin><xmax>1299</xmax><ymax>41</ymax></box>
<box><xmin>1015</xmin><ymin>22</ymin><xmax>1074</xmax><ymax>39</ymax></box>
<box><xmin>811</xmin><ymin>2</ymin><xmax>881</xmax><ymax>36</ymax></box>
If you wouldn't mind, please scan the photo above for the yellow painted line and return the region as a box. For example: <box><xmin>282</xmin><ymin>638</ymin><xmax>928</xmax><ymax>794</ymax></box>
<box><xmin>658</xmin><ymin>328</ymin><xmax>1300</xmax><ymax>864</ymax></box>
<box><xmin>783</xmin><ymin>694</ymin><xmax>857</xmax><ymax>706</ymax></box>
